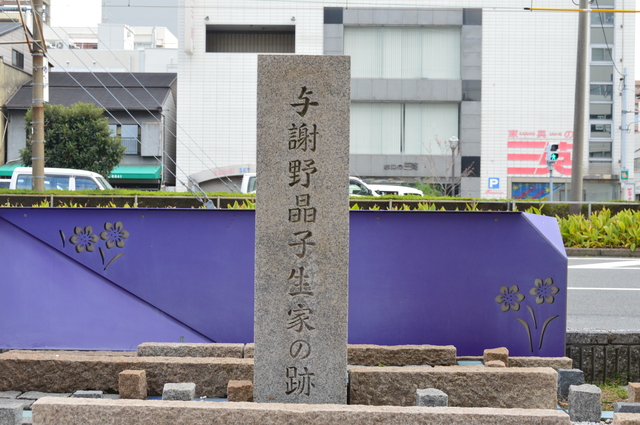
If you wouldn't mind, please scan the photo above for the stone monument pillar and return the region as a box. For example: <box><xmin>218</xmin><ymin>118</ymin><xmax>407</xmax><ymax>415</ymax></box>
<box><xmin>254</xmin><ymin>55</ymin><xmax>350</xmax><ymax>404</ymax></box>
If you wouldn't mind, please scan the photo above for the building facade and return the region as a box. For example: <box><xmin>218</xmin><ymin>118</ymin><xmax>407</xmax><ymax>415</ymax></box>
<box><xmin>176</xmin><ymin>0</ymin><xmax>635</xmax><ymax>200</ymax></box>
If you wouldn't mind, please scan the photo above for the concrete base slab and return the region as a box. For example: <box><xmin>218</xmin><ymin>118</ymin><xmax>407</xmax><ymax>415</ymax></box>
<box><xmin>31</xmin><ymin>398</ymin><xmax>571</xmax><ymax>425</ymax></box>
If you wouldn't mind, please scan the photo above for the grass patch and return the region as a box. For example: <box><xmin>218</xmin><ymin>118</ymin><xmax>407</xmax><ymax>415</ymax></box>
<box><xmin>600</xmin><ymin>380</ymin><xmax>628</xmax><ymax>411</ymax></box>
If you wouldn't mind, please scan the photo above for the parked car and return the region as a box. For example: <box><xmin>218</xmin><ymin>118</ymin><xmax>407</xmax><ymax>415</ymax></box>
<box><xmin>9</xmin><ymin>167</ymin><xmax>113</xmax><ymax>191</ymax></box>
<box><xmin>240</xmin><ymin>173</ymin><xmax>378</xmax><ymax>196</ymax></box>
<box><xmin>0</xmin><ymin>179</ymin><xmax>9</xmax><ymax>189</ymax></box>
<box><xmin>367</xmin><ymin>184</ymin><xmax>424</xmax><ymax>196</ymax></box>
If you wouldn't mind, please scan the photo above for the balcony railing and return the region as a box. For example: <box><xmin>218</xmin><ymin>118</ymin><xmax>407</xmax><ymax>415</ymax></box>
<box><xmin>121</xmin><ymin>137</ymin><xmax>138</xmax><ymax>155</ymax></box>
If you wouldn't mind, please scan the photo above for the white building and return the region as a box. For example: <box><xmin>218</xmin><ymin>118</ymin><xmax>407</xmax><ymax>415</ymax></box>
<box><xmin>43</xmin><ymin>24</ymin><xmax>178</xmax><ymax>73</ymax></box>
<box><xmin>176</xmin><ymin>0</ymin><xmax>635</xmax><ymax>201</ymax></box>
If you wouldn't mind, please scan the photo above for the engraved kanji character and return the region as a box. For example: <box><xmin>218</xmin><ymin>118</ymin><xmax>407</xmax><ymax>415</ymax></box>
<box><xmin>288</xmin><ymin>194</ymin><xmax>317</xmax><ymax>223</ymax></box>
<box><xmin>288</xmin><ymin>230</ymin><xmax>315</xmax><ymax>258</ymax></box>
<box><xmin>287</xmin><ymin>303</ymin><xmax>315</xmax><ymax>333</ymax></box>
<box><xmin>288</xmin><ymin>159</ymin><xmax>317</xmax><ymax>188</ymax></box>
<box><xmin>285</xmin><ymin>366</ymin><xmax>316</xmax><ymax>396</ymax></box>
<box><xmin>289</xmin><ymin>340</ymin><xmax>311</xmax><ymax>359</ymax></box>
<box><xmin>288</xmin><ymin>123</ymin><xmax>317</xmax><ymax>152</ymax></box>
<box><xmin>290</xmin><ymin>86</ymin><xmax>319</xmax><ymax>117</ymax></box>
<box><xmin>288</xmin><ymin>266</ymin><xmax>313</xmax><ymax>296</ymax></box>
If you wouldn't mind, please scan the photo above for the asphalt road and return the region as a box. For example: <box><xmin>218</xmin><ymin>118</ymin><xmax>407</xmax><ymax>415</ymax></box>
<box><xmin>567</xmin><ymin>257</ymin><xmax>640</xmax><ymax>331</ymax></box>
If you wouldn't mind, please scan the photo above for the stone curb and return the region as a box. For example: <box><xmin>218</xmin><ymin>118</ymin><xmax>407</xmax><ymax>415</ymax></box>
<box><xmin>565</xmin><ymin>248</ymin><xmax>640</xmax><ymax>257</ymax></box>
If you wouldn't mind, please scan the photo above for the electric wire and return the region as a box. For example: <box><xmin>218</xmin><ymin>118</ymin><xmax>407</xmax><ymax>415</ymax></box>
<box><xmin>44</xmin><ymin>24</ymin><xmax>238</xmax><ymax>197</ymax></box>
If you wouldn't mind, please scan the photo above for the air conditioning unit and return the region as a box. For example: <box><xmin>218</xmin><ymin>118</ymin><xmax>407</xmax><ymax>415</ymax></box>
<box><xmin>56</xmin><ymin>41</ymin><xmax>64</xmax><ymax>49</ymax></box>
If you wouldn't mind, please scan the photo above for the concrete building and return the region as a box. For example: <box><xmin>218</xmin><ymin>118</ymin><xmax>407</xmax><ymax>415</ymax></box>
<box><xmin>102</xmin><ymin>0</ymin><xmax>178</xmax><ymax>38</ymax></box>
<box><xmin>175</xmin><ymin>0</ymin><xmax>635</xmax><ymax>200</ymax></box>
<box><xmin>43</xmin><ymin>24</ymin><xmax>178</xmax><ymax>73</ymax></box>
<box><xmin>0</xmin><ymin>22</ymin><xmax>32</xmax><ymax>166</ymax></box>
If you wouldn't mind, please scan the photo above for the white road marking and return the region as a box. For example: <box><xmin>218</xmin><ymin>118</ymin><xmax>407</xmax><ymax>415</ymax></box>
<box><xmin>568</xmin><ymin>259</ymin><xmax>640</xmax><ymax>269</ymax></box>
<box><xmin>568</xmin><ymin>287</ymin><xmax>640</xmax><ymax>291</ymax></box>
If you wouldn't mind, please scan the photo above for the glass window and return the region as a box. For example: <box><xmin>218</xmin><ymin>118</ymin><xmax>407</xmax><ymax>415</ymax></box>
<box><xmin>590</xmin><ymin>123</ymin><xmax>611</xmax><ymax>138</ymax></box>
<box><xmin>591</xmin><ymin>12</ymin><xmax>614</xmax><ymax>25</ymax></box>
<box><xmin>589</xmin><ymin>84</ymin><xmax>613</xmax><ymax>101</ymax></box>
<box><xmin>75</xmin><ymin>177</ymin><xmax>99</xmax><ymax>190</ymax></box>
<box><xmin>11</xmin><ymin>49</ymin><xmax>24</xmax><ymax>69</ymax></box>
<box><xmin>592</xmin><ymin>47</ymin><xmax>613</xmax><ymax>62</ymax></box>
<box><xmin>206</xmin><ymin>25</ymin><xmax>295</xmax><ymax>53</ymax></box>
<box><xmin>350</xmin><ymin>102</ymin><xmax>458</xmax><ymax>155</ymax></box>
<box><xmin>589</xmin><ymin>103</ymin><xmax>612</xmax><ymax>120</ymax></box>
<box><xmin>591</xmin><ymin>27</ymin><xmax>614</xmax><ymax>44</ymax></box>
<box><xmin>45</xmin><ymin>176</ymin><xmax>70</xmax><ymax>190</ymax></box>
<box><xmin>590</xmin><ymin>65</ymin><xmax>613</xmax><ymax>82</ymax></box>
<box><xmin>589</xmin><ymin>141</ymin><xmax>612</xmax><ymax>158</ymax></box>
<box><xmin>345</xmin><ymin>26</ymin><xmax>461</xmax><ymax>79</ymax></box>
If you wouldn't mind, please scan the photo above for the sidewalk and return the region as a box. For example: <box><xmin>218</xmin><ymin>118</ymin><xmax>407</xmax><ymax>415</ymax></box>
<box><xmin>565</xmin><ymin>248</ymin><xmax>640</xmax><ymax>257</ymax></box>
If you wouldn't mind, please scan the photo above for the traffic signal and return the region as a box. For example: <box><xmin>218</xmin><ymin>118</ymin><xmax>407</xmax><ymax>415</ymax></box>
<box><xmin>545</xmin><ymin>144</ymin><xmax>559</xmax><ymax>163</ymax></box>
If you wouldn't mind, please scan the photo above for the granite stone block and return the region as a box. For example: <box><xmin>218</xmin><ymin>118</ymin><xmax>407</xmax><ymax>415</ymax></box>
<box><xmin>486</xmin><ymin>360</ymin><xmax>506</xmax><ymax>368</ymax></box>
<box><xmin>71</xmin><ymin>391</ymin><xmax>102</xmax><ymax>399</ymax></box>
<box><xmin>484</xmin><ymin>347</ymin><xmax>509</xmax><ymax>366</ymax></box>
<box><xmin>349</xmin><ymin>366</ymin><xmax>558</xmax><ymax>408</ymax></box>
<box><xmin>255</xmin><ymin>55</ymin><xmax>350</xmax><ymax>404</ymax></box>
<box><xmin>557</xmin><ymin>369</ymin><xmax>585</xmax><ymax>399</ymax></box>
<box><xmin>137</xmin><ymin>343</ymin><xmax>244</xmax><ymax>358</ymax></box>
<box><xmin>17</xmin><ymin>393</ymin><xmax>70</xmax><ymax>401</ymax></box>
<box><xmin>0</xmin><ymin>393</ymin><xmax>20</xmax><ymax>400</ymax></box>
<box><xmin>0</xmin><ymin>351</ymin><xmax>252</xmax><ymax>398</ymax></box>
<box><xmin>31</xmin><ymin>397</ymin><xmax>573</xmax><ymax>425</ymax></box>
<box><xmin>616</xmin><ymin>403</ymin><xmax>640</xmax><ymax>413</ymax></box>
<box><xmin>348</xmin><ymin>344</ymin><xmax>456</xmax><ymax>366</ymax></box>
<box><xmin>508</xmin><ymin>357</ymin><xmax>573</xmax><ymax>370</ymax></box>
<box><xmin>118</xmin><ymin>370</ymin><xmax>147</xmax><ymax>400</ymax></box>
<box><xmin>162</xmin><ymin>383</ymin><xmax>195</xmax><ymax>401</ymax></box>
<box><xmin>0</xmin><ymin>400</ymin><xmax>23</xmax><ymax>425</ymax></box>
<box><xmin>629</xmin><ymin>382</ymin><xmax>640</xmax><ymax>402</ymax></box>
<box><xmin>568</xmin><ymin>384</ymin><xmax>601</xmax><ymax>423</ymax></box>
<box><xmin>614</xmin><ymin>412</ymin><xmax>640</xmax><ymax>424</ymax></box>
<box><xmin>227</xmin><ymin>380</ymin><xmax>253</xmax><ymax>402</ymax></box>
<box><xmin>416</xmin><ymin>388</ymin><xmax>448</xmax><ymax>407</ymax></box>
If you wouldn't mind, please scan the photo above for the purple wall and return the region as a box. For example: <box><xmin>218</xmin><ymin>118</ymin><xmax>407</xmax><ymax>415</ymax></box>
<box><xmin>0</xmin><ymin>208</ymin><xmax>566</xmax><ymax>356</ymax></box>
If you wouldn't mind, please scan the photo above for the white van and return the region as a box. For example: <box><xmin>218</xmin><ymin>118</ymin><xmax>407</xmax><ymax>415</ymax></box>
<box><xmin>367</xmin><ymin>184</ymin><xmax>424</xmax><ymax>196</ymax></box>
<box><xmin>240</xmin><ymin>173</ymin><xmax>378</xmax><ymax>196</ymax></box>
<box><xmin>9</xmin><ymin>167</ymin><xmax>113</xmax><ymax>191</ymax></box>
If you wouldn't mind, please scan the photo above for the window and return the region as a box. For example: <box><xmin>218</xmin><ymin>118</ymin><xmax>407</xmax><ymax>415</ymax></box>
<box><xmin>205</xmin><ymin>25</ymin><xmax>295</xmax><ymax>53</ymax></box>
<box><xmin>589</xmin><ymin>103</ymin><xmax>612</xmax><ymax>120</ymax></box>
<box><xmin>344</xmin><ymin>27</ymin><xmax>461</xmax><ymax>79</ymax></box>
<box><xmin>109</xmin><ymin>124</ymin><xmax>139</xmax><ymax>154</ymax></box>
<box><xmin>11</xmin><ymin>49</ymin><xmax>23</xmax><ymax>69</ymax></box>
<box><xmin>591</xmin><ymin>47</ymin><xmax>613</xmax><ymax>62</ymax></box>
<box><xmin>75</xmin><ymin>176</ymin><xmax>99</xmax><ymax>190</ymax></box>
<box><xmin>590</xmin><ymin>65</ymin><xmax>613</xmax><ymax>82</ymax></box>
<box><xmin>350</xmin><ymin>102</ymin><xmax>458</xmax><ymax>155</ymax></box>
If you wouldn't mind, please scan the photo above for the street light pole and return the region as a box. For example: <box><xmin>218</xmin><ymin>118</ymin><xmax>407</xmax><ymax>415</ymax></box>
<box><xmin>570</xmin><ymin>0</ymin><xmax>589</xmax><ymax>214</ymax></box>
<box><xmin>449</xmin><ymin>135</ymin><xmax>459</xmax><ymax>197</ymax></box>
<box><xmin>31</xmin><ymin>0</ymin><xmax>46</xmax><ymax>191</ymax></box>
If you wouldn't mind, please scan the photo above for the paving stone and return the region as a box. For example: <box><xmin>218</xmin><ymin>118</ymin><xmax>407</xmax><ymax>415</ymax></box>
<box><xmin>615</xmin><ymin>402</ymin><xmax>640</xmax><ymax>413</ymax></box>
<box><xmin>486</xmin><ymin>360</ymin><xmax>506</xmax><ymax>368</ymax></box>
<box><xmin>416</xmin><ymin>388</ymin><xmax>448</xmax><ymax>407</ymax></box>
<box><xmin>0</xmin><ymin>393</ymin><xmax>20</xmax><ymax>400</ymax></box>
<box><xmin>162</xmin><ymin>383</ymin><xmax>195</xmax><ymax>401</ymax></box>
<box><xmin>16</xmin><ymin>393</ymin><xmax>70</xmax><ymax>401</ymax></box>
<box><xmin>0</xmin><ymin>399</ymin><xmax>24</xmax><ymax>425</ymax></box>
<box><xmin>613</xmin><ymin>412</ymin><xmax>640</xmax><ymax>424</ymax></box>
<box><xmin>101</xmin><ymin>394</ymin><xmax>119</xmax><ymax>400</ymax></box>
<box><xmin>557</xmin><ymin>369</ymin><xmax>585</xmax><ymax>399</ymax></box>
<box><xmin>71</xmin><ymin>391</ymin><xmax>102</xmax><ymax>399</ymax></box>
<box><xmin>568</xmin><ymin>384</ymin><xmax>601</xmax><ymax>423</ymax></box>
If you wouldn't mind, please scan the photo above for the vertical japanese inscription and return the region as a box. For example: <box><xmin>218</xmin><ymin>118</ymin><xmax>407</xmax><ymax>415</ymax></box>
<box><xmin>255</xmin><ymin>55</ymin><xmax>350</xmax><ymax>404</ymax></box>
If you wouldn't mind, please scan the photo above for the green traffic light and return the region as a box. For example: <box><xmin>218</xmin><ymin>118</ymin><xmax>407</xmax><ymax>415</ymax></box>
<box><xmin>550</xmin><ymin>153</ymin><xmax>559</xmax><ymax>161</ymax></box>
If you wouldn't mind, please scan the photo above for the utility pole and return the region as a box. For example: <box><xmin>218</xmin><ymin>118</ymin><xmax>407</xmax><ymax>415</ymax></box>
<box><xmin>31</xmin><ymin>0</ymin><xmax>46</xmax><ymax>191</ymax></box>
<box><xmin>569</xmin><ymin>0</ymin><xmax>589</xmax><ymax>215</ymax></box>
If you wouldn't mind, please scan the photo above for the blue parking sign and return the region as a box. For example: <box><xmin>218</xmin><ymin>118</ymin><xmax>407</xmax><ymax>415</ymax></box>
<box><xmin>488</xmin><ymin>178</ymin><xmax>500</xmax><ymax>189</ymax></box>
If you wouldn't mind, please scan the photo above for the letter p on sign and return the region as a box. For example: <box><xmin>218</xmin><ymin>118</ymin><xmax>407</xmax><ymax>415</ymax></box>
<box><xmin>488</xmin><ymin>178</ymin><xmax>500</xmax><ymax>189</ymax></box>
